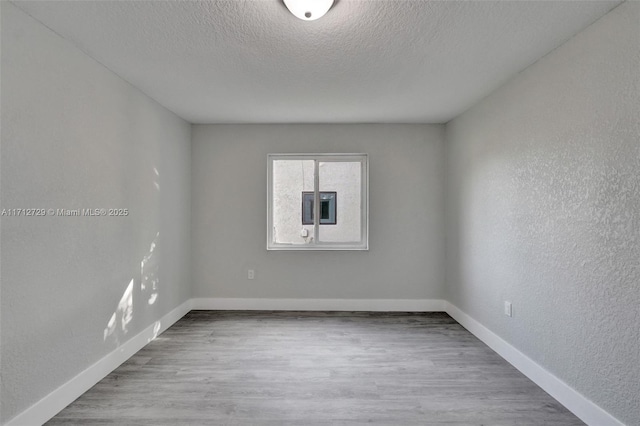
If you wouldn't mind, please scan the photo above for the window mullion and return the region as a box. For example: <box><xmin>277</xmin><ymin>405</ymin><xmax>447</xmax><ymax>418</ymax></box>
<box><xmin>313</xmin><ymin>159</ymin><xmax>320</xmax><ymax>245</ymax></box>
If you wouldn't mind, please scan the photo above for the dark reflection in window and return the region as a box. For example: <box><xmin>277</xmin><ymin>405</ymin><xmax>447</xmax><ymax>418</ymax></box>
<box><xmin>302</xmin><ymin>192</ymin><xmax>337</xmax><ymax>225</ymax></box>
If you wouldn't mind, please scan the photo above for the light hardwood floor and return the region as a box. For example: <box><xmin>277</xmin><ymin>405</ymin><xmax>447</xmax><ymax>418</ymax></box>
<box><xmin>47</xmin><ymin>311</ymin><xmax>584</xmax><ymax>425</ymax></box>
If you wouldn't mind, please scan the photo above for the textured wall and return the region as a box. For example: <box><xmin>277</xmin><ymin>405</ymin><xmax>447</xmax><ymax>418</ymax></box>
<box><xmin>1</xmin><ymin>4</ymin><xmax>191</xmax><ymax>423</ymax></box>
<box><xmin>445</xmin><ymin>2</ymin><xmax>639</xmax><ymax>424</ymax></box>
<box><xmin>192</xmin><ymin>124</ymin><xmax>445</xmax><ymax>300</ymax></box>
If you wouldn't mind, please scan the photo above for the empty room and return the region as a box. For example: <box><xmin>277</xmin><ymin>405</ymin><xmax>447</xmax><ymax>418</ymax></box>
<box><xmin>1</xmin><ymin>0</ymin><xmax>638</xmax><ymax>425</ymax></box>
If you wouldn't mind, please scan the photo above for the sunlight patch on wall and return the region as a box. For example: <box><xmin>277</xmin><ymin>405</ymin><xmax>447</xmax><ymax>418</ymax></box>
<box><xmin>141</xmin><ymin>232</ymin><xmax>159</xmax><ymax>305</ymax></box>
<box><xmin>103</xmin><ymin>278</ymin><xmax>134</xmax><ymax>343</ymax></box>
<box><xmin>153</xmin><ymin>167</ymin><xmax>160</xmax><ymax>191</ymax></box>
<box><xmin>103</xmin><ymin>233</ymin><xmax>160</xmax><ymax>346</ymax></box>
<box><xmin>147</xmin><ymin>320</ymin><xmax>162</xmax><ymax>343</ymax></box>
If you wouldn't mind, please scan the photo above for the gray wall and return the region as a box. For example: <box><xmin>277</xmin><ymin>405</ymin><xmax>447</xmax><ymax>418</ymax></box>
<box><xmin>444</xmin><ymin>2</ymin><xmax>639</xmax><ymax>424</ymax></box>
<box><xmin>1</xmin><ymin>3</ymin><xmax>191</xmax><ymax>423</ymax></box>
<box><xmin>192</xmin><ymin>124</ymin><xmax>445</xmax><ymax>300</ymax></box>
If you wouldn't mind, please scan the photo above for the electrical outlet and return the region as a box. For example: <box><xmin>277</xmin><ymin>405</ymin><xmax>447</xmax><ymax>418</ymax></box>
<box><xmin>504</xmin><ymin>301</ymin><xmax>512</xmax><ymax>317</ymax></box>
<box><xmin>248</xmin><ymin>269</ymin><xmax>255</xmax><ymax>280</ymax></box>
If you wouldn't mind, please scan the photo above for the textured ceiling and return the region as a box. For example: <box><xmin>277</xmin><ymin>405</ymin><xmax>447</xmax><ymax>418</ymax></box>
<box><xmin>12</xmin><ymin>0</ymin><xmax>622</xmax><ymax>124</ymax></box>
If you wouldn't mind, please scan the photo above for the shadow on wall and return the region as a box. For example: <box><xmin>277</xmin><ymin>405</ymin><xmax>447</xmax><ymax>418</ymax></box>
<box><xmin>102</xmin><ymin>231</ymin><xmax>160</xmax><ymax>346</ymax></box>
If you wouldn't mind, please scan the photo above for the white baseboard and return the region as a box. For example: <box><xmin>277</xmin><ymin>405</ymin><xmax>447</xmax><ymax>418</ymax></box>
<box><xmin>6</xmin><ymin>299</ymin><xmax>193</xmax><ymax>426</ymax></box>
<box><xmin>444</xmin><ymin>302</ymin><xmax>623</xmax><ymax>426</ymax></box>
<box><xmin>7</xmin><ymin>299</ymin><xmax>621</xmax><ymax>426</ymax></box>
<box><xmin>191</xmin><ymin>297</ymin><xmax>446</xmax><ymax>312</ymax></box>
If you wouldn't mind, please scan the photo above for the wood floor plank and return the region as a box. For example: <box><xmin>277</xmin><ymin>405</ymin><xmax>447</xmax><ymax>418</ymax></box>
<box><xmin>46</xmin><ymin>311</ymin><xmax>584</xmax><ymax>425</ymax></box>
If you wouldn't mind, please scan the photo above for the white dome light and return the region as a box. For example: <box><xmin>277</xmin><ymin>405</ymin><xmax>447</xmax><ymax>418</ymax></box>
<box><xmin>283</xmin><ymin>0</ymin><xmax>334</xmax><ymax>21</ymax></box>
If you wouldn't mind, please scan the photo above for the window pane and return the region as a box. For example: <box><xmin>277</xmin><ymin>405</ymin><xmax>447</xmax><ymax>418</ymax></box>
<box><xmin>272</xmin><ymin>160</ymin><xmax>315</xmax><ymax>244</ymax></box>
<box><xmin>321</xmin><ymin>199</ymin><xmax>330</xmax><ymax>219</ymax></box>
<box><xmin>318</xmin><ymin>161</ymin><xmax>361</xmax><ymax>243</ymax></box>
<box><xmin>301</xmin><ymin>192</ymin><xmax>314</xmax><ymax>225</ymax></box>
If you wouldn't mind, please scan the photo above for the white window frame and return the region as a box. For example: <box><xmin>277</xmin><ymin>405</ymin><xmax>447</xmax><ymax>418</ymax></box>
<box><xmin>267</xmin><ymin>153</ymin><xmax>369</xmax><ymax>251</ymax></box>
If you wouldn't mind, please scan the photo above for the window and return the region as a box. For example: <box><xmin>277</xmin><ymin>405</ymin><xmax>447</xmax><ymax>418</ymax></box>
<box><xmin>267</xmin><ymin>154</ymin><xmax>368</xmax><ymax>250</ymax></box>
<box><xmin>302</xmin><ymin>192</ymin><xmax>336</xmax><ymax>225</ymax></box>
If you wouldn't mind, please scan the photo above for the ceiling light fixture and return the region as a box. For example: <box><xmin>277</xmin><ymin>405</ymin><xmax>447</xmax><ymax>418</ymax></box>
<box><xmin>283</xmin><ymin>0</ymin><xmax>334</xmax><ymax>21</ymax></box>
